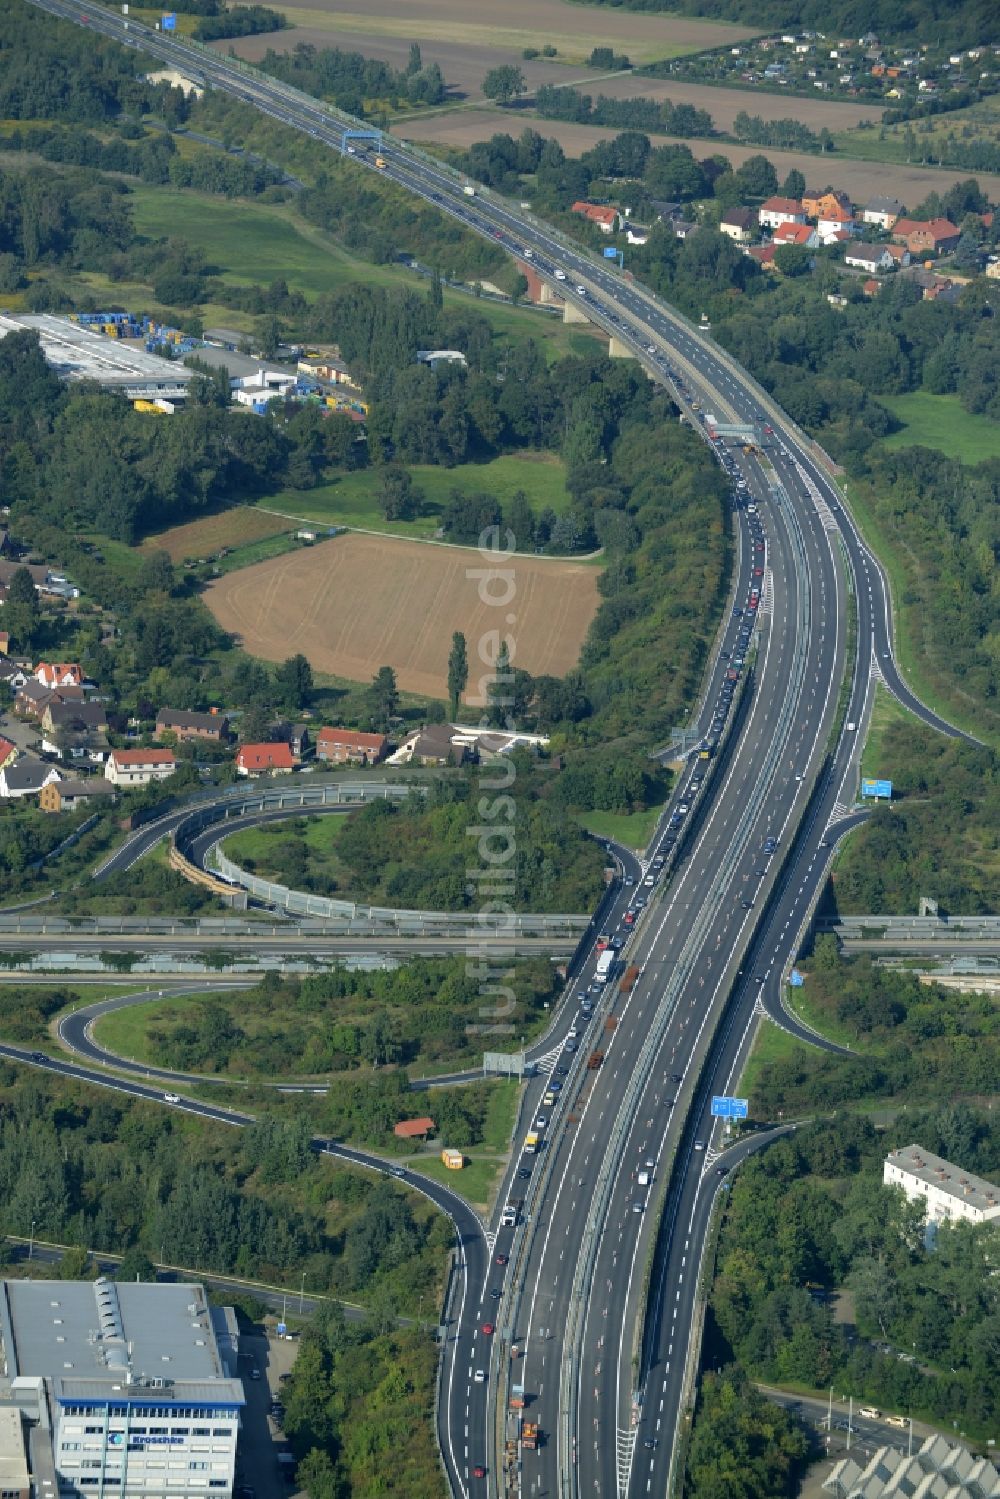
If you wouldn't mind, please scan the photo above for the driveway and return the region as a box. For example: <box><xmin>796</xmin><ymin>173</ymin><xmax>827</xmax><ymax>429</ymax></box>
<box><xmin>237</xmin><ymin>1330</ymin><xmax>302</xmax><ymax>1499</ymax></box>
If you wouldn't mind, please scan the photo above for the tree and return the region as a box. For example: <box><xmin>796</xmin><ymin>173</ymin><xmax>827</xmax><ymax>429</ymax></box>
<box><xmin>377</xmin><ymin>465</ymin><xmax>422</xmax><ymax>522</ymax></box>
<box><xmin>735</xmin><ymin>153</ymin><xmax>779</xmax><ymax>200</ymax></box>
<box><xmin>117</xmin><ymin>1246</ymin><xmax>156</xmax><ymax>1282</ymax></box>
<box><xmin>275</xmin><ymin>654</ymin><xmax>314</xmax><ymax>714</ymax></box>
<box><xmin>482</xmin><ymin>65</ymin><xmax>527</xmax><ymax>106</ymax></box>
<box><xmin>447</xmin><ymin>631</ymin><xmax>468</xmax><ymax>718</ymax></box>
<box><xmin>406</xmin><ymin>41</ymin><xmax>422</xmax><ymax>76</ymax></box>
<box><xmin>369</xmin><ymin>666</ymin><xmax>399</xmax><ymax>730</ymax></box>
<box><xmin>782</xmin><ymin>168</ymin><xmax>806</xmax><ymax>198</ymax></box>
<box><xmin>4</xmin><ymin>566</ymin><xmax>40</xmax><ymax>651</ymax></box>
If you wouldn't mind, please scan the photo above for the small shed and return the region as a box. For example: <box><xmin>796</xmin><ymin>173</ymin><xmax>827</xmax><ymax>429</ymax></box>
<box><xmin>394</xmin><ymin>1116</ymin><xmax>435</xmax><ymax>1141</ymax></box>
<box><xmin>441</xmin><ymin>1148</ymin><xmax>465</xmax><ymax>1171</ymax></box>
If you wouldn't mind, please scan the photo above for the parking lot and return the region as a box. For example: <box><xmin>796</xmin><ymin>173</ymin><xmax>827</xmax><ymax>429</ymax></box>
<box><xmin>237</xmin><ymin>1331</ymin><xmax>302</xmax><ymax>1499</ymax></box>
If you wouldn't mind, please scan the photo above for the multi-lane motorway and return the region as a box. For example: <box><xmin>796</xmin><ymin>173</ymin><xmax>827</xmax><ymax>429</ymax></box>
<box><xmin>15</xmin><ymin>4</ymin><xmax>980</xmax><ymax>1495</ymax></box>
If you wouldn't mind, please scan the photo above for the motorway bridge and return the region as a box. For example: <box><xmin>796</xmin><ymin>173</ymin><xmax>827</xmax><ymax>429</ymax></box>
<box><xmin>15</xmin><ymin>6</ymin><xmax>977</xmax><ymax>1495</ymax></box>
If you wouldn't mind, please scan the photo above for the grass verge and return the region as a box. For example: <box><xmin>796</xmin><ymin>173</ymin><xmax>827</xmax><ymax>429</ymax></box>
<box><xmin>579</xmin><ymin>802</ymin><xmax>666</xmax><ymax>853</ymax></box>
<box><xmin>879</xmin><ymin>391</ymin><xmax>1000</xmax><ymax>466</ymax></box>
<box><xmin>737</xmin><ymin>1018</ymin><xmax>814</xmax><ymax>1109</ymax></box>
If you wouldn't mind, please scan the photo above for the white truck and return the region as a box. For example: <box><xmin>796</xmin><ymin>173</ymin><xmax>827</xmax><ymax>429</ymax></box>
<box><xmin>594</xmin><ymin>949</ymin><xmax>615</xmax><ymax>985</ymax></box>
<box><xmin>463</xmin><ymin>183</ymin><xmax>476</xmax><ymax>196</ymax></box>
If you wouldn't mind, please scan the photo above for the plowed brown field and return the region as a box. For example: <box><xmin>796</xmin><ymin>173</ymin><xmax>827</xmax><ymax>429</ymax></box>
<box><xmin>204</xmin><ymin>532</ymin><xmax>600</xmax><ymax>697</ymax></box>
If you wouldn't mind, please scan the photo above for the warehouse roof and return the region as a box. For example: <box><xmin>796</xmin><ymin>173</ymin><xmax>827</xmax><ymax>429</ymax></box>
<box><xmin>0</xmin><ymin>314</ymin><xmax>194</xmax><ymax>398</ymax></box>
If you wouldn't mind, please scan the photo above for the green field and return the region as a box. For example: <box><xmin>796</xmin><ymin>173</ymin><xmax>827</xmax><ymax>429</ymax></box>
<box><xmin>858</xmin><ymin>685</ymin><xmax>914</xmax><ymax>785</ymax></box>
<box><xmin>579</xmin><ymin>802</ymin><xmax>665</xmax><ymax>853</ymax></box>
<box><xmin>92</xmin><ymin>991</ymin><xmax>220</xmax><ymax>1070</ymax></box>
<box><xmin>128</xmin><ymin>185</ymin><xmax>594</xmax><ymax>356</ymax></box>
<box><xmin>256</xmin><ymin>450</ymin><xmax>572</xmax><ymax>538</ymax></box>
<box><xmin>880</xmin><ymin>391</ymin><xmax>1000</xmax><ymax>465</ymax></box>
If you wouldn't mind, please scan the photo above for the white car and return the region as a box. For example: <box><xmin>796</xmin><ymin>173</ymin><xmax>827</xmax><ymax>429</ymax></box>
<box><xmin>163</xmin><ymin>1092</ymin><xmax>180</xmax><ymax>1104</ymax></box>
<box><xmin>474</xmin><ymin>1370</ymin><xmax>485</xmax><ymax>1384</ymax></box>
<box><xmin>554</xmin><ymin>269</ymin><xmax>566</xmax><ymax>280</ymax></box>
<box><xmin>575</xmin><ymin>284</ymin><xmax>587</xmax><ymax>296</ymax></box>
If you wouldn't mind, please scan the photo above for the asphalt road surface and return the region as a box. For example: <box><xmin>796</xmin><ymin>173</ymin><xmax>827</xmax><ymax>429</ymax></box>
<box><xmin>14</xmin><ymin>8</ymin><xmax>975</xmax><ymax>1495</ymax></box>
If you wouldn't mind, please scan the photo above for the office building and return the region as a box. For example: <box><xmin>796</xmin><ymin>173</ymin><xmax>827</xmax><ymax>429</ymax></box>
<box><xmin>0</xmin><ymin>1279</ymin><xmax>243</xmax><ymax>1499</ymax></box>
<box><xmin>883</xmin><ymin>1144</ymin><xmax>1000</xmax><ymax>1226</ymax></box>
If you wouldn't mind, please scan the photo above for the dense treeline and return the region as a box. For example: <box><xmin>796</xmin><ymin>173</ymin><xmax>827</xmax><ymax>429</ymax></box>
<box><xmin>1</xmin><ymin>125</ymin><xmax>283</xmax><ymax>198</ymax></box>
<box><xmin>752</xmin><ymin>942</ymin><xmax>1000</xmax><ymax>1114</ymax></box>
<box><xmin>576</xmin><ymin>0</ymin><xmax>997</xmax><ymax>52</ymax></box>
<box><xmin>832</xmin><ymin>727</ymin><xmax>1000</xmax><ymax>917</ymax></box>
<box><xmin>534</xmin><ymin>84</ymin><xmax>714</xmax><ymax>138</ymax></box>
<box><xmin>708</xmin><ymin>1112</ymin><xmax>1000</xmax><ymax>1436</ymax></box>
<box><xmin>138</xmin><ymin>960</ymin><xmax>559</xmax><ymax>1074</ymax></box>
<box><xmin>686</xmin><ymin>1372</ymin><xmax>808</xmax><ymax>1499</ymax></box>
<box><xmin>192</xmin><ymin>5</ymin><xmax>286</xmax><ymax>41</ymax></box>
<box><xmin>0</xmin><ymin>1068</ymin><xmax>448</xmax><ymax>1310</ymax></box>
<box><xmin>240</xmin><ymin>781</ymin><xmax>607</xmax><ymax>913</ymax></box>
<box><xmin>281</xmin><ymin>1302</ymin><xmax>445</xmax><ymax>1499</ymax></box>
<box><xmin>256</xmin><ymin>40</ymin><xmax>445</xmax><ymax>111</ymax></box>
<box><xmin>732</xmin><ymin>109</ymin><xmax>826</xmax><ymax>153</ymax></box>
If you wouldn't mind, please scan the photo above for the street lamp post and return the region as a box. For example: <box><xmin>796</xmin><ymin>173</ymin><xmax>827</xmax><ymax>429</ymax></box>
<box><xmin>298</xmin><ymin>1271</ymin><xmax>306</xmax><ymax>1314</ymax></box>
<box><xmin>28</xmin><ymin>1221</ymin><xmax>36</xmax><ymax>1261</ymax></box>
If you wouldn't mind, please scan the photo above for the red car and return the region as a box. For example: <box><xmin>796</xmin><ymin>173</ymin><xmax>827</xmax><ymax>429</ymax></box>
<box><xmin>495</xmin><ymin>1254</ymin><xmax>508</xmax><ymax>1266</ymax></box>
<box><xmin>624</xmin><ymin>911</ymin><xmax>635</xmax><ymax>925</ymax></box>
<box><xmin>763</xmin><ymin>424</ymin><xmax>773</xmax><ymax>435</ymax></box>
<box><xmin>753</xmin><ymin>566</ymin><xmax>763</xmax><ymax>576</ymax></box>
<box><xmin>481</xmin><ymin>1322</ymin><xmax>494</xmax><ymax>1336</ymax></box>
<box><xmin>472</xmin><ymin>1468</ymin><xmax>486</xmax><ymax>1480</ymax></box>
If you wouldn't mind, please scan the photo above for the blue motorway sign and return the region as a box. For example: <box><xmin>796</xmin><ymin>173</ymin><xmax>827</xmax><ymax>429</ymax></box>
<box><xmin>861</xmin><ymin>778</ymin><xmax>892</xmax><ymax>799</ymax></box>
<box><xmin>161</xmin><ymin>11</ymin><xmax>176</xmax><ymax>26</ymax></box>
<box><xmin>790</xmin><ymin>969</ymin><xmax>804</xmax><ymax>987</ymax></box>
<box><xmin>603</xmin><ymin>246</ymin><xmax>619</xmax><ymax>258</ymax></box>
<box><xmin>711</xmin><ymin>1095</ymin><xmax>749</xmax><ymax>1120</ymax></box>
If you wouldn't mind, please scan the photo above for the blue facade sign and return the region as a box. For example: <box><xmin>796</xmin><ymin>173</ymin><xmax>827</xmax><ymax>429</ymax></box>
<box><xmin>861</xmin><ymin>778</ymin><xmax>892</xmax><ymax>799</ymax></box>
<box><xmin>711</xmin><ymin>1096</ymin><xmax>748</xmax><ymax>1119</ymax></box>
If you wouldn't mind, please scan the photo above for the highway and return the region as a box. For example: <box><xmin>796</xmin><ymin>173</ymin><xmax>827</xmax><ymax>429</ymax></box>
<box><xmin>16</xmin><ymin>5</ymin><xmax>977</xmax><ymax>1496</ymax></box>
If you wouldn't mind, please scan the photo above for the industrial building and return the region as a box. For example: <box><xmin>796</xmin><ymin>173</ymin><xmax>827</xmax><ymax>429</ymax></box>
<box><xmin>0</xmin><ymin>315</ymin><xmax>193</xmax><ymax>401</ymax></box>
<box><xmin>883</xmin><ymin>1144</ymin><xmax>1000</xmax><ymax>1226</ymax></box>
<box><xmin>825</xmin><ymin>1434</ymin><xmax>1000</xmax><ymax>1499</ymax></box>
<box><xmin>0</xmin><ymin>1278</ymin><xmax>243</xmax><ymax>1499</ymax></box>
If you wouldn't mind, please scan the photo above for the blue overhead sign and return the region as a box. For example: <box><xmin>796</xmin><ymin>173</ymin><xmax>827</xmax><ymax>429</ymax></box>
<box><xmin>603</xmin><ymin>246</ymin><xmax>619</xmax><ymax>258</ymax></box>
<box><xmin>161</xmin><ymin>11</ymin><xmax>176</xmax><ymax>26</ymax></box>
<box><xmin>861</xmin><ymin>778</ymin><xmax>893</xmax><ymax>800</ymax></box>
<box><xmin>790</xmin><ymin>969</ymin><xmax>804</xmax><ymax>987</ymax></box>
<box><xmin>711</xmin><ymin>1095</ymin><xmax>748</xmax><ymax>1119</ymax></box>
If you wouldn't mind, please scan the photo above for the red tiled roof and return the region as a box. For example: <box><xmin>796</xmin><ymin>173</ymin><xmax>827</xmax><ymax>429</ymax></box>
<box><xmin>236</xmin><ymin>742</ymin><xmax>296</xmax><ymax>771</ymax></box>
<box><xmin>571</xmin><ymin>201</ymin><xmax>618</xmax><ymax>226</ymax></box>
<box><xmin>317</xmin><ymin>727</ymin><xmax>387</xmax><ymax>751</ymax></box>
<box><xmin>111</xmin><ymin>748</ymin><xmax>176</xmax><ymax>766</ymax></box>
<box><xmin>760</xmin><ymin>196</ymin><xmax>803</xmax><ymax>214</ymax></box>
<box><xmin>394</xmin><ymin>1117</ymin><xmax>436</xmax><ymax>1139</ymax></box>
<box><xmin>35</xmin><ymin>662</ymin><xmax>82</xmax><ymax>686</ymax></box>
<box><xmin>773</xmin><ymin>223</ymin><xmax>814</xmax><ymax>244</ymax></box>
<box><xmin>749</xmin><ymin>244</ymin><xmax>777</xmax><ymax>264</ymax></box>
<box><xmin>0</xmin><ymin>736</ymin><xmax>15</xmax><ymax>761</ymax></box>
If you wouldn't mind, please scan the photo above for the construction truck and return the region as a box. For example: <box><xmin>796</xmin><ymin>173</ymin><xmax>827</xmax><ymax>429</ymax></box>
<box><xmin>522</xmin><ymin>1422</ymin><xmax>540</xmax><ymax>1451</ymax></box>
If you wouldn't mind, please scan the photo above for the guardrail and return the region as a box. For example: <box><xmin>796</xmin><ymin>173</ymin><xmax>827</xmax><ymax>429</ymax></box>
<box><xmin>819</xmin><ymin>914</ymin><xmax>1000</xmax><ymax>934</ymax></box>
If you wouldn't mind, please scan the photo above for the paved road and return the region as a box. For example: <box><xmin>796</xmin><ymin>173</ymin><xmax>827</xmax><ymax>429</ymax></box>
<box><xmin>16</xmin><ymin>8</ymin><xmax>975</xmax><ymax>1497</ymax></box>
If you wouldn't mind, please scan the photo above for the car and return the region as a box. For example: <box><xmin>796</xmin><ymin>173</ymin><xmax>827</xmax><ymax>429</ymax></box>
<box><xmin>763</xmin><ymin>838</ymin><xmax>777</xmax><ymax>853</ymax></box>
<box><xmin>481</xmin><ymin>1323</ymin><xmax>494</xmax><ymax>1336</ymax></box>
<box><xmin>493</xmin><ymin>230</ymin><xmax>502</xmax><ymax>238</ymax></box>
<box><xmin>495</xmin><ymin>1253</ymin><xmax>508</xmax><ymax>1266</ymax></box>
<box><xmin>644</xmin><ymin>1158</ymin><xmax>654</xmax><ymax>1169</ymax></box>
<box><xmin>490</xmin><ymin>1288</ymin><xmax>502</xmax><ymax>1300</ymax></box>
<box><xmin>521</xmin><ymin>247</ymin><xmax>532</xmax><ymax>258</ymax></box>
<box><xmin>31</xmin><ymin>1051</ymin><xmax>47</xmax><ymax>1063</ymax></box>
<box><xmin>677</xmin><ymin>803</ymin><xmax>689</xmax><ymax>814</ymax></box>
<box><xmin>565</xmin><ymin>1039</ymin><xmax>578</xmax><ymax>1052</ymax></box>
<box><xmin>472</xmin><ymin>1468</ymin><xmax>487</xmax><ymax>1480</ymax></box>
<box><xmin>163</xmin><ymin>1092</ymin><xmax>180</xmax><ymax>1104</ymax></box>
<box><xmin>694</xmin><ymin>1139</ymin><xmax>706</xmax><ymax>1151</ymax></box>
<box><xmin>671</xmin><ymin>1073</ymin><xmax>683</xmax><ymax>1083</ymax></box>
<box><xmin>740</xmin><ymin>899</ymin><xmax>752</xmax><ymax>910</ymax></box>
<box><xmin>549</xmin><ymin>1080</ymin><xmax>563</xmax><ymax>1093</ymax></box>
<box><xmin>534</xmin><ymin>1116</ymin><xmax>548</xmax><ymax>1130</ymax></box>
<box><xmin>346</xmin><ymin>144</ymin><xmax>356</xmax><ymax>154</ymax></box>
<box><xmin>610</xmin><ymin>934</ymin><xmax>624</xmax><ymax>949</ymax></box>
<box><xmin>632</xmin><ymin>1201</ymin><xmax>644</xmax><ymax>1213</ymax></box>
<box><xmin>555</xmin><ymin>1065</ymin><xmax>568</xmax><ymax>1076</ymax></box>
<box><xmin>624</xmin><ymin>875</ymin><xmax>635</xmax><ymax>886</ymax></box>
<box><xmin>249</xmin><ymin>1369</ymin><xmax>261</xmax><ymax>1381</ymax></box>
<box><xmin>554</xmin><ymin>269</ymin><xmax>566</xmax><ymax>280</ymax></box>
<box><xmin>717</xmin><ymin>1166</ymin><xmax>728</xmax><ymax>1175</ymax></box>
<box><xmin>518</xmin><ymin>1167</ymin><xmax>531</xmax><ymax>1180</ymax></box>
<box><xmin>474</xmin><ymin>1370</ymin><xmax>486</xmax><ymax>1384</ymax></box>
<box><xmin>646</xmin><ymin>345</ymin><xmax>656</xmax><ymax>355</ymax></box>
<box><xmin>755</xmin><ymin>542</ymin><xmax>764</xmax><ymax>552</ymax></box>
<box><xmin>624</xmin><ymin>911</ymin><xmax>635</xmax><ymax>925</ymax></box>
<box><xmin>664</xmin><ymin>1098</ymin><xmax>675</xmax><ymax>1107</ymax></box>
<box><xmin>753</xmin><ymin>566</ymin><xmax>763</xmax><ymax>577</ymax></box>
<box><xmin>575</xmin><ymin>285</ymin><xmax>587</xmax><ymax>296</ymax></box>
<box><xmin>643</xmin><ymin>1439</ymin><xmax>658</xmax><ymax>1449</ymax></box>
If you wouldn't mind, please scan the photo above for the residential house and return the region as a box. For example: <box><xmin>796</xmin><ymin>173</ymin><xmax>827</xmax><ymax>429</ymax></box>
<box><xmin>235</xmin><ymin>742</ymin><xmax>296</xmax><ymax>776</ymax></box>
<box><xmin>0</xmin><ymin>757</ymin><xmax>61</xmax><ymax>799</ymax></box>
<box><xmin>719</xmin><ymin>208</ymin><xmax>755</xmax><ymax>243</ymax></box>
<box><xmin>845</xmin><ymin>243</ymin><xmax>899</xmax><ymax>272</ymax></box>
<box><xmin>315</xmin><ymin>727</ymin><xmax>388</xmax><ymax>766</ymax></box>
<box><xmin>802</xmin><ymin>189</ymin><xmax>852</xmax><ymax>221</ymax></box>
<box><xmin>392</xmin><ymin>724</ymin><xmax>468</xmax><ymax>768</ymax></box>
<box><xmin>758</xmin><ymin>196</ymin><xmax>806</xmax><ymax>230</ymax></box>
<box><xmin>40</xmin><ymin>700</ymin><xmax>108</xmax><ymax>760</ymax></box>
<box><xmin>34</xmin><ymin>662</ymin><xmax>83</xmax><ymax>689</ymax></box>
<box><xmin>986</xmin><ymin>259</ymin><xmax>1000</xmax><ymax>281</ymax></box>
<box><xmin>0</xmin><ymin>735</ymin><xmax>16</xmax><ymax>773</ymax></box>
<box><xmin>570</xmin><ymin>202</ymin><xmax>620</xmax><ymax>234</ymax></box>
<box><xmin>884</xmin><ymin>243</ymin><xmax>911</xmax><ymax>267</ymax></box>
<box><xmin>39</xmin><ymin>777</ymin><xmax>117</xmax><ymax>813</ymax></box>
<box><xmin>862</xmin><ymin>194</ymin><xmax>906</xmax><ymax>229</ymax></box>
<box><xmin>748</xmin><ymin>243</ymin><xmax>777</xmax><ymax>268</ymax></box>
<box><xmin>289</xmin><ymin>723</ymin><xmax>311</xmax><ymax>759</ymax></box>
<box><xmin>104</xmin><ymin>747</ymin><xmax>177</xmax><ymax>787</ymax></box>
<box><xmin>625</xmin><ymin>224</ymin><xmax>650</xmax><ymax>245</ymax></box>
<box><xmin>0</xmin><ymin>654</ymin><xmax>26</xmax><ymax>690</ymax></box>
<box><xmin>772</xmin><ymin>222</ymin><xmax>819</xmax><ymax>248</ymax></box>
<box><xmin>902</xmin><ymin>266</ymin><xmax>957</xmax><ymax>301</ymax></box>
<box><xmin>14</xmin><ymin>680</ymin><xmax>83</xmax><ymax>719</ymax></box>
<box><xmin>817</xmin><ymin>207</ymin><xmax>856</xmax><ymax>242</ymax></box>
<box><xmin>155</xmin><ymin>708</ymin><xmax>230</xmax><ymax>744</ymax></box>
<box><xmin>892</xmin><ymin>217</ymin><xmax>961</xmax><ymax>255</ymax></box>
<box><xmin>862</xmin><ymin>277</ymin><xmax>881</xmax><ymax>296</ymax></box>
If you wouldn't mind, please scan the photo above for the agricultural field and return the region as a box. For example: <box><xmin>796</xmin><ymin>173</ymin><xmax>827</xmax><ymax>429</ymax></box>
<box><xmin>141</xmin><ymin>507</ymin><xmax>295</xmax><ymax>563</ymax></box>
<box><xmin>218</xmin><ymin>0</ymin><xmax>760</xmax><ymax>74</ymax></box>
<box><xmin>578</xmin><ymin>74</ymin><xmax>886</xmax><ymax>135</ymax></box>
<box><xmin>879</xmin><ymin>392</ymin><xmax>1000</xmax><ymax>466</ymax></box>
<box><xmin>203</xmin><ymin>530</ymin><xmax>600</xmax><ymax>696</ymax></box>
<box><xmin>256</xmin><ymin>451</ymin><xmax>573</xmax><ymax>540</ymax></box>
<box><xmin>835</xmin><ymin>96</ymin><xmax>1000</xmax><ymax>168</ymax></box>
<box><xmin>397</xmin><ymin>109</ymin><xmax>1000</xmax><ymax>204</ymax></box>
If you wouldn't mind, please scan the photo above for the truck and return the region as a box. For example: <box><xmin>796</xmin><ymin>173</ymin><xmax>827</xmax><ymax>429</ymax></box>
<box><xmin>587</xmin><ymin>1051</ymin><xmax>604</xmax><ymax>1070</ymax></box>
<box><xmin>594</xmin><ymin>949</ymin><xmax>615</xmax><ymax>985</ymax></box>
<box><xmin>605</xmin><ymin>1015</ymin><xmax>618</xmax><ymax>1033</ymax></box>
<box><xmin>522</xmin><ymin>1422</ymin><xmax>540</xmax><ymax>1451</ymax></box>
<box><xmin>524</xmin><ymin>1131</ymin><xmax>540</xmax><ymax>1154</ymax></box>
<box><xmin>500</xmin><ymin>1198</ymin><xmax>523</xmax><ymax>1227</ymax></box>
<box><xmin>463</xmin><ymin>183</ymin><xmax>476</xmax><ymax>196</ymax></box>
<box><xmin>374</xmin><ymin>155</ymin><xmax>386</xmax><ymax>168</ymax></box>
<box><xmin>619</xmin><ymin>964</ymin><xmax>640</xmax><ymax>994</ymax></box>
<box><xmin>510</xmin><ymin>1385</ymin><xmax>527</xmax><ymax>1410</ymax></box>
